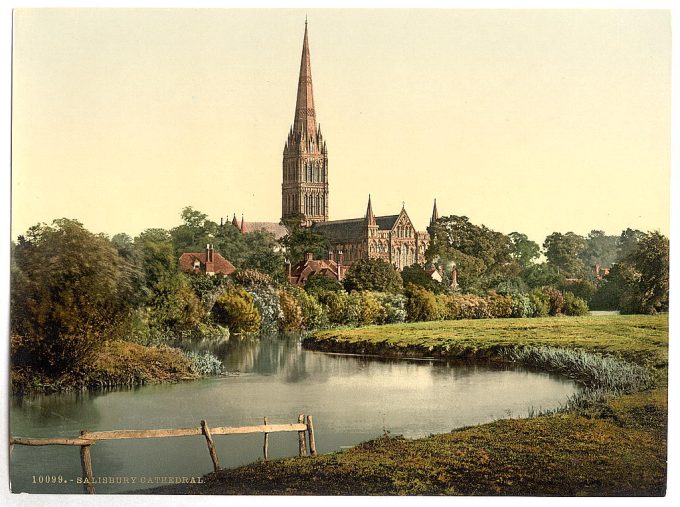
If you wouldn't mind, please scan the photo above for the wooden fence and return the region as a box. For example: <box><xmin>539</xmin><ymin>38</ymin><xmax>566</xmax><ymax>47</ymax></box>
<box><xmin>10</xmin><ymin>413</ymin><xmax>317</xmax><ymax>494</ymax></box>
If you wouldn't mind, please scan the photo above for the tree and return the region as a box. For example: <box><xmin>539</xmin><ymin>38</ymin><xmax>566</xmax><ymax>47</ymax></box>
<box><xmin>134</xmin><ymin>228</ymin><xmax>179</xmax><ymax>292</ymax></box>
<box><xmin>427</xmin><ymin>215</ymin><xmax>513</xmax><ymax>291</ymax></box>
<box><xmin>543</xmin><ymin>232</ymin><xmax>586</xmax><ymax>278</ymax></box>
<box><xmin>242</xmin><ymin>230</ymin><xmax>286</xmax><ymax>281</ymax></box>
<box><xmin>625</xmin><ymin>232</ymin><xmax>669</xmax><ymax>314</ymax></box>
<box><xmin>280</xmin><ymin>214</ymin><xmax>329</xmax><ymax>265</ymax></box>
<box><xmin>509</xmin><ymin>232</ymin><xmax>540</xmax><ymax>269</ymax></box>
<box><xmin>343</xmin><ymin>259</ymin><xmax>403</xmax><ymax>293</ymax></box>
<box><xmin>591</xmin><ymin>231</ymin><xmax>669</xmax><ymax>314</ymax></box>
<box><xmin>522</xmin><ymin>263</ymin><xmax>561</xmax><ymax>289</ymax></box>
<box><xmin>11</xmin><ymin>219</ymin><xmax>136</xmax><ymax>374</ymax></box>
<box><xmin>401</xmin><ymin>264</ymin><xmax>443</xmax><ymax>293</ymax></box>
<box><xmin>579</xmin><ymin>230</ymin><xmax>618</xmax><ymax>269</ymax></box>
<box><xmin>616</xmin><ymin>228</ymin><xmax>646</xmax><ymax>262</ymax></box>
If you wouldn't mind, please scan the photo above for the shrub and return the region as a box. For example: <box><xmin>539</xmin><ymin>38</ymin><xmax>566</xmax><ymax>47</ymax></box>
<box><xmin>529</xmin><ymin>288</ymin><xmax>550</xmax><ymax>317</ymax></box>
<box><xmin>560</xmin><ymin>279</ymin><xmax>596</xmax><ymax>305</ymax></box>
<box><xmin>288</xmin><ymin>285</ymin><xmax>326</xmax><ymax>330</ymax></box>
<box><xmin>563</xmin><ymin>291</ymin><xmax>589</xmax><ymax>316</ymax></box>
<box><xmin>404</xmin><ymin>284</ymin><xmax>440</xmax><ymax>322</ymax></box>
<box><xmin>278</xmin><ymin>290</ymin><xmax>303</xmax><ymax>331</ymax></box>
<box><xmin>358</xmin><ymin>292</ymin><xmax>384</xmax><ymax>326</ymax></box>
<box><xmin>450</xmin><ymin>294</ymin><xmax>492</xmax><ymax>320</ymax></box>
<box><xmin>509</xmin><ymin>292</ymin><xmax>534</xmax><ymax>318</ymax></box>
<box><xmin>435</xmin><ymin>293</ymin><xmax>458</xmax><ymax>320</ymax></box>
<box><xmin>486</xmin><ymin>291</ymin><xmax>513</xmax><ymax>318</ymax></box>
<box><xmin>148</xmin><ymin>282</ymin><xmax>206</xmax><ymax>340</ymax></box>
<box><xmin>373</xmin><ymin>292</ymin><xmax>407</xmax><ymax>324</ymax></box>
<box><xmin>185</xmin><ymin>350</ymin><xmax>223</xmax><ymax>376</ymax></box>
<box><xmin>233</xmin><ymin>268</ymin><xmax>273</xmax><ymax>287</ymax></box>
<box><xmin>317</xmin><ymin>290</ymin><xmax>349</xmax><ymax>325</ymax></box>
<box><xmin>542</xmin><ymin>287</ymin><xmax>565</xmax><ymax>316</ymax></box>
<box><xmin>344</xmin><ymin>292</ymin><xmax>363</xmax><ymax>326</ymax></box>
<box><xmin>211</xmin><ymin>288</ymin><xmax>261</xmax><ymax>334</ymax></box>
<box><xmin>247</xmin><ymin>285</ymin><xmax>282</xmax><ymax>334</ymax></box>
<box><xmin>304</xmin><ymin>273</ymin><xmax>344</xmax><ymax>295</ymax></box>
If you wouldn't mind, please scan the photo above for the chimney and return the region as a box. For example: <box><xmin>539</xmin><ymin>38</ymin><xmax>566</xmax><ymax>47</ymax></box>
<box><xmin>205</xmin><ymin>244</ymin><xmax>215</xmax><ymax>275</ymax></box>
<box><xmin>305</xmin><ymin>252</ymin><xmax>314</xmax><ymax>262</ymax></box>
<box><xmin>328</xmin><ymin>250</ymin><xmax>334</xmax><ymax>262</ymax></box>
<box><xmin>338</xmin><ymin>250</ymin><xmax>343</xmax><ymax>267</ymax></box>
<box><xmin>451</xmin><ymin>267</ymin><xmax>458</xmax><ymax>289</ymax></box>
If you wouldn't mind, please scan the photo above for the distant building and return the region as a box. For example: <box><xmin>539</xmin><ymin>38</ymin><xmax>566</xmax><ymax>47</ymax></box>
<box><xmin>223</xmin><ymin>214</ymin><xmax>289</xmax><ymax>241</ymax></box>
<box><xmin>179</xmin><ymin>244</ymin><xmax>235</xmax><ymax>276</ymax></box>
<box><xmin>287</xmin><ymin>252</ymin><xmax>346</xmax><ymax>286</ymax></box>
<box><xmin>225</xmin><ymin>23</ymin><xmax>440</xmax><ymax>273</ymax></box>
<box><xmin>312</xmin><ymin>196</ymin><xmax>432</xmax><ymax>271</ymax></box>
<box><xmin>593</xmin><ymin>264</ymin><xmax>610</xmax><ymax>280</ymax></box>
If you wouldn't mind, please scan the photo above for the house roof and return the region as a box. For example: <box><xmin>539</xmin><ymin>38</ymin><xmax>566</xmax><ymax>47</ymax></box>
<box><xmin>311</xmin><ymin>214</ymin><xmax>400</xmax><ymax>243</ymax></box>
<box><xmin>289</xmin><ymin>258</ymin><xmax>339</xmax><ymax>284</ymax></box>
<box><xmin>244</xmin><ymin>222</ymin><xmax>289</xmax><ymax>240</ymax></box>
<box><xmin>178</xmin><ymin>251</ymin><xmax>236</xmax><ymax>275</ymax></box>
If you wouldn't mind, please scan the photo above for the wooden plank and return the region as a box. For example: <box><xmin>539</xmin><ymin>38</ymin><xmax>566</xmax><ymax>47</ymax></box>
<box><xmin>210</xmin><ymin>423</ymin><xmax>307</xmax><ymax>436</ymax></box>
<box><xmin>306</xmin><ymin>415</ymin><xmax>317</xmax><ymax>456</ymax></box>
<box><xmin>81</xmin><ymin>427</ymin><xmax>202</xmax><ymax>440</ymax></box>
<box><xmin>201</xmin><ymin>420</ymin><xmax>221</xmax><ymax>473</ymax></box>
<box><xmin>79</xmin><ymin>431</ymin><xmax>96</xmax><ymax>495</ymax></box>
<box><xmin>81</xmin><ymin>423</ymin><xmax>306</xmax><ymax>441</ymax></box>
<box><xmin>10</xmin><ymin>437</ymin><xmax>93</xmax><ymax>446</ymax></box>
<box><xmin>297</xmin><ymin>414</ymin><xmax>307</xmax><ymax>457</ymax></box>
<box><xmin>262</xmin><ymin>417</ymin><xmax>269</xmax><ymax>462</ymax></box>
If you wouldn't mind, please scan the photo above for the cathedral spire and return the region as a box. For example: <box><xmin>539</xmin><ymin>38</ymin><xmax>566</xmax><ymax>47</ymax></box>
<box><xmin>294</xmin><ymin>20</ymin><xmax>316</xmax><ymax>135</ymax></box>
<box><xmin>430</xmin><ymin>198</ymin><xmax>439</xmax><ymax>226</ymax></box>
<box><xmin>365</xmin><ymin>194</ymin><xmax>376</xmax><ymax>226</ymax></box>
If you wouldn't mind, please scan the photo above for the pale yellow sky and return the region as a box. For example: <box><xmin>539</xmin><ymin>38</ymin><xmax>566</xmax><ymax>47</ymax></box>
<box><xmin>11</xmin><ymin>9</ymin><xmax>670</xmax><ymax>244</ymax></box>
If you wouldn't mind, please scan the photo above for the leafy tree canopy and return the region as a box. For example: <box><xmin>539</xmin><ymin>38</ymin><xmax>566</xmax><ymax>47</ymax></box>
<box><xmin>343</xmin><ymin>259</ymin><xmax>403</xmax><ymax>293</ymax></box>
<box><xmin>509</xmin><ymin>232</ymin><xmax>540</xmax><ymax>269</ymax></box>
<box><xmin>543</xmin><ymin>232</ymin><xmax>586</xmax><ymax>279</ymax></box>
<box><xmin>280</xmin><ymin>214</ymin><xmax>329</xmax><ymax>265</ymax></box>
<box><xmin>579</xmin><ymin>230</ymin><xmax>618</xmax><ymax>269</ymax></box>
<box><xmin>12</xmin><ymin>219</ymin><xmax>136</xmax><ymax>373</ymax></box>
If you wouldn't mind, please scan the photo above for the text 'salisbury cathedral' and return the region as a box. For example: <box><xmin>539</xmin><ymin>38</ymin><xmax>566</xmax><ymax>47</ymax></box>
<box><xmin>282</xmin><ymin>22</ymin><xmax>436</xmax><ymax>273</ymax></box>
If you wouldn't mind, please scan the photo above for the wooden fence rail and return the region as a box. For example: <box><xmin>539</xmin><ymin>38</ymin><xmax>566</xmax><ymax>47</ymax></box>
<box><xmin>10</xmin><ymin>413</ymin><xmax>317</xmax><ymax>495</ymax></box>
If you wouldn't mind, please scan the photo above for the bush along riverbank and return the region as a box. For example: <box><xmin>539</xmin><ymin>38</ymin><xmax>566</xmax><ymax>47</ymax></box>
<box><xmin>9</xmin><ymin>340</ymin><xmax>224</xmax><ymax>395</ymax></box>
<box><xmin>157</xmin><ymin>313</ymin><xmax>667</xmax><ymax>496</ymax></box>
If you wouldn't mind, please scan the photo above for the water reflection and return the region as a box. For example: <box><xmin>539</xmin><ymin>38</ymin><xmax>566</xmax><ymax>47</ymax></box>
<box><xmin>11</xmin><ymin>333</ymin><xmax>579</xmax><ymax>494</ymax></box>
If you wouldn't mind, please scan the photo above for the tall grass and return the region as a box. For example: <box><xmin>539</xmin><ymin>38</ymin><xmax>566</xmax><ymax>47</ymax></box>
<box><xmin>501</xmin><ymin>345</ymin><xmax>654</xmax><ymax>393</ymax></box>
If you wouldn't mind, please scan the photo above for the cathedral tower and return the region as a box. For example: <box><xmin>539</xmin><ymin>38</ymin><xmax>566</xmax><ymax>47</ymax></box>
<box><xmin>282</xmin><ymin>21</ymin><xmax>329</xmax><ymax>226</ymax></box>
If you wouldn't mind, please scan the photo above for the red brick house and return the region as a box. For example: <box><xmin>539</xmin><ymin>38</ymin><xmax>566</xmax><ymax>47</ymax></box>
<box><xmin>287</xmin><ymin>252</ymin><xmax>347</xmax><ymax>286</ymax></box>
<box><xmin>179</xmin><ymin>244</ymin><xmax>235</xmax><ymax>276</ymax></box>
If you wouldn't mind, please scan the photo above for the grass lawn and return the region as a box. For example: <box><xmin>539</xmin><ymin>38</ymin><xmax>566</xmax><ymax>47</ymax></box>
<box><xmin>154</xmin><ymin>314</ymin><xmax>668</xmax><ymax>496</ymax></box>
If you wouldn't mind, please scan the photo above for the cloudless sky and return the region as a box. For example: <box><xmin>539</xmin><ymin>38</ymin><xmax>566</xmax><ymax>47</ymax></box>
<box><xmin>11</xmin><ymin>9</ymin><xmax>670</xmax><ymax>244</ymax></box>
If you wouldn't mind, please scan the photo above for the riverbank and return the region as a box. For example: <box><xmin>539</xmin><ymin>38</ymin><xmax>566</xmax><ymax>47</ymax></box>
<box><xmin>155</xmin><ymin>314</ymin><xmax>667</xmax><ymax>495</ymax></box>
<box><xmin>10</xmin><ymin>340</ymin><xmax>199</xmax><ymax>395</ymax></box>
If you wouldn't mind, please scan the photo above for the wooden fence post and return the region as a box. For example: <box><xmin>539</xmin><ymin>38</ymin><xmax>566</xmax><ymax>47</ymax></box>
<box><xmin>263</xmin><ymin>417</ymin><xmax>269</xmax><ymax>462</ymax></box>
<box><xmin>79</xmin><ymin>430</ymin><xmax>95</xmax><ymax>494</ymax></box>
<box><xmin>306</xmin><ymin>415</ymin><xmax>317</xmax><ymax>456</ymax></box>
<box><xmin>297</xmin><ymin>414</ymin><xmax>307</xmax><ymax>457</ymax></box>
<box><xmin>201</xmin><ymin>420</ymin><xmax>221</xmax><ymax>473</ymax></box>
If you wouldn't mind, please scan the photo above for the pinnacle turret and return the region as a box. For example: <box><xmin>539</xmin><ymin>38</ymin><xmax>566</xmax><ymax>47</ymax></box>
<box><xmin>365</xmin><ymin>194</ymin><xmax>376</xmax><ymax>226</ymax></box>
<box><xmin>430</xmin><ymin>199</ymin><xmax>439</xmax><ymax>226</ymax></box>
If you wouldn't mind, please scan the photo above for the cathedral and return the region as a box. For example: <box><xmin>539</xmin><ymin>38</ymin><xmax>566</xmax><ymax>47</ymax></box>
<box><xmin>282</xmin><ymin>21</ymin><xmax>436</xmax><ymax>271</ymax></box>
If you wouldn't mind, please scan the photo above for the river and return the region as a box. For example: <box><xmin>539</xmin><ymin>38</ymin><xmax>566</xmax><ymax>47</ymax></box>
<box><xmin>10</xmin><ymin>333</ymin><xmax>580</xmax><ymax>494</ymax></box>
